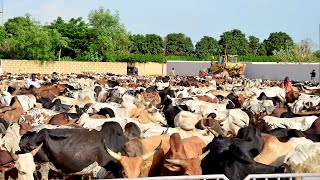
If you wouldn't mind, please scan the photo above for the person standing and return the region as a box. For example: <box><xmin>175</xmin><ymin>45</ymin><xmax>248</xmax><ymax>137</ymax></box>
<box><xmin>170</xmin><ymin>68</ymin><xmax>175</xmax><ymax>77</ymax></box>
<box><xmin>280</xmin><ymin>76</ymin><xmax>292</xmax><ymax>93</ymax></box>
<box><xmin>310</xmin><ymin>69</ymin><xmax>316</xmax><ymax>82</ymax></box>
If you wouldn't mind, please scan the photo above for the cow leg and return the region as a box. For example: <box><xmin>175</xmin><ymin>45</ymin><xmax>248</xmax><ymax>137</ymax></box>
<box><xmin>38</xmin><ymin>162</ymin><xmax>53</xmax><ymax>180</ymax></box>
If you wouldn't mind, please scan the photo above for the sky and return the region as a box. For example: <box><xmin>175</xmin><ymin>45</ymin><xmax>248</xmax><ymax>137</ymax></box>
<box><xmin>1</xmin><ymin>0</ymin><xmax>320</xmax><ymax>50</ymax></box>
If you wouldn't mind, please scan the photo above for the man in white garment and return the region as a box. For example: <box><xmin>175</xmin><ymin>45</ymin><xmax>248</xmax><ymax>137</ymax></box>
<box><xmin>26</xmin><ymin>73</ymin><xmax>41</xmax><ymax>89</ymax></box>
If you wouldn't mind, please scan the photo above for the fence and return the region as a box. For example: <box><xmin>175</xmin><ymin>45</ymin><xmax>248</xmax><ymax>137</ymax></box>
<box><xmin>107</xmin><ymin>174</ymin><xmax>320</xmax><ymax>180</ymax></box>
<box><xmin>110</xmin><ymin>174</ymin><xmax>229</xmax><ymax>180</ymax></box>
<box><xmin>244</xmin><ymin>173</ymin><xmax>320</xmax><ymax>180</ymax></box>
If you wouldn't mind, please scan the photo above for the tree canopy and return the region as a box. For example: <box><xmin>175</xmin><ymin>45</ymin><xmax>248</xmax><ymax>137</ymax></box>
<box><xmin>0</xmin><ymin>8</ymin><xmax>316</xmax><ymax>62</ymax></box>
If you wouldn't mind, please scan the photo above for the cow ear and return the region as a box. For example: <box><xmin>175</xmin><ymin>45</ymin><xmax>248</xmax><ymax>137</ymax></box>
<box><xmin>164</xmin><ymin>163</ymin><xmax>181</xmax><ymax>171</ymax></box>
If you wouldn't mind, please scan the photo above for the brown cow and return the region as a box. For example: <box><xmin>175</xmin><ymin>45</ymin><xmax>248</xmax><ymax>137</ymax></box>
<box><xmin>106</xmin><ymin>134</ymin><xmax>170</xmax><ymax>178</ymax></box>
<box><xmin>254</xmin><ymin>133</ymin><xmax>308</xmax><ymax>166</ymax></box>
<box><xmin>3</xmin><ymin>97</ymin><xmax>23</xmax><ymax>123</ymax></box>
<box><xmin>140</xmin><ymin>90</ymin><xmax>161</xmax><ymax>105</ymax></box>
<box><xmin>161</xmin><ymin>133</ymin><xmax>209</xmax><ymax>176</ymax></box>
<box><xmin>196</xmin><ymin>95</ymin><xmax>219</xmax><ymax>103</ymax></box>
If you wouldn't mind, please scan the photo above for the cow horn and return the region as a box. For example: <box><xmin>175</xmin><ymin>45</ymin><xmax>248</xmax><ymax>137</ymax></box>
<box><xmin>10</xmin><ymin>150</ymin><xmax>19</xmax><ymax>161</ymax></box>
<box><xmin>165</xmin><ymin>159</ymin><xmax>184</xmax><ymax>166</ymax></box>
<box><xmin>142</xmin><ymin>140</ymin><xmax>162</xmax><ymax>160</ymax></box>
<box><xmin>175</xmin><ymin>102</ymin><xmax>184</xmax><ymax>111</ymax></box>
<box><xmin>198</xmin><ymin>150</ymin><xmax>210</xmax><ymax>160</ymax></box>
<box><xmin>140</xmin><ymin>128</ymin><xmax>150</xmax><ymax>138</ymax></box>
<box><xmin>0</xmin><ymin>106</ymin><xmax>16</xmax><ymax>113</ymax></box>
<box><xmin>207</xmin><ymin>127</ymin><xmax>219</xmax><ymax>137</ymax></box>
<box><xmin>104</xmin><ymin>142</ymin><xmax>122</xmax><ymax>161</ymax></box>
<box><xmin>31</xmin><ymin>143</ymin><xmax>43</xmax><ymax>156</ymax></box>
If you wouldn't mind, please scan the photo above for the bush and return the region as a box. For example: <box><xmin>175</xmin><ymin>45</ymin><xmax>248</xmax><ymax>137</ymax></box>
<box><xmin>164</xmin><ymin>55</ymin><xmax>211</xmax><ymax>61</ymax></box>
<box><xmin>238</xmin><ymin>56</ymin><xmax>280</xmax><ymax>62</ymax></box>
<box><xmin>101</xmin><ymin>53</ymin><xmax>166</xmax><ymax>63</ymax></box>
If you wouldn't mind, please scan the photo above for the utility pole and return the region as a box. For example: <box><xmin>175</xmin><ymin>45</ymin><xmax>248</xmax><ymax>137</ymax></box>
<box><xmin>0</xmin><ymin>0</ymin><xmax>3</xmax><ymax>25</ymax></box>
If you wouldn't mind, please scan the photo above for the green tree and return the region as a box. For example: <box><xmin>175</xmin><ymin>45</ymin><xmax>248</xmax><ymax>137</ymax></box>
<box><xmin>129</xmin><ymin>34</ymin><xmax>146</xmax><ymax>54</ymax></box>
<box><xmin>257</xmin><ymin>42</ymin><xmax>267</xmax><ymax>56</ymax></box>
<box><xmin>144</xmin><ymin>34</ymin><xmax>163</xmax><ymax>55</ymax></box>
<box><xmin>164</xmin><ymin>33</ymin><xmax>193</xmax><ymax>56</ymax></box>
<box><xmin>48</xmin><ymin>17</ymin><xmax>91</xmax><ymax>59</ymax></box>
<box><xmin>314</xmin><ymin>50</ymin><xmax>320</xmax><ymax>58</ymax></box>
<box><xmin>88</xmin><ymin>6</ymin><xmax>131</xmax><ymax>58</ymax></box>
<box><xmin>265</xmin><ymin>32</ymin><xmax>294</xmax><ymax>55</ymax></box>
<box><xmin>218</xmin><ymin>29</ymin><xmax>250</xmax><ymax>55</ymax></box>
<box><xmin>4</xmin><ymin>14</ymin><xmax>33</xmax><ymax>36</ymax></box>
<box><xmin>194</xmin><ymin>36</ymin><xmax>221</xmax><ymax>58</ymax></box>
<box><xmin>248</xmin><ymin>36</ymin><xmax>260</xmax><ymax>56</ymax></box>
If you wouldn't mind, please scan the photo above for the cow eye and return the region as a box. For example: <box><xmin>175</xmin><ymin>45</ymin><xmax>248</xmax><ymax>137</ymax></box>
<box><xmin>122</xmin><ymin>170</ymin><xmax>127</xmax><ymax>178</ymax></box>
<box><xmin>19</xmin><ymin>171</ymin><xmax>26</xmax><ymax>175</ymax></box>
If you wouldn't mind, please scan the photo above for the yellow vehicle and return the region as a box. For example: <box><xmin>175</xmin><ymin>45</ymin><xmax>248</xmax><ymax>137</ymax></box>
<box><xmin>210</xmin><ymin>55</ymin><xmax>246</xmax><ymax>77</ymax></box>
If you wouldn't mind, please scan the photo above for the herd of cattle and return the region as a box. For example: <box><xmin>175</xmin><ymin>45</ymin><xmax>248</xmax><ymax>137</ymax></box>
<box><xmin>0</xmin><ymin>73</ymin><xmax>320</xmax><ymax>180</ymax></box>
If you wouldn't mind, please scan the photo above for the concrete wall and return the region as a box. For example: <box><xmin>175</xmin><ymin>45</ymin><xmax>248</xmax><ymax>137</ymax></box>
<box><xmin>166</xmin><ymin>61</ymin><xmax>320</xmax><ymax>81</ymax></box>
<box><xmin>134</xmin><ymin>62</ymin><xmax>166</xmax><ymax>76</ymax></box>
<box><xmin>0</xmin><ymin>60</ymin><xmax>167</xmax><ymax>76</ymax></box>
<box><xmin>166</xmin><ymin>61</ymin><xmax>211</xmax><ymax>76</ymax></box>
<box><xmin>244</xmin><ymin>62</ymin><xmax>319</xmax><ymax>82</ymax></box>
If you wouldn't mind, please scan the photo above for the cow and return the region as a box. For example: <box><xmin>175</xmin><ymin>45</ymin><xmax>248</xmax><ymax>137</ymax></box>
<box><xmin>210</xmin><ymin>109</ymin><xmax>250</xmax><ymax>136</ymax></box>
<box><xmin>174</xmin><ymin>111</ymin><xmax>203</xmax><ymax>131</ymax></box>
<box><xmin>161</xmin><ymin>98</ymin><xmax>189</xmax><ymax>128</ymax></box>
<box><xmin>0</xmin><ymin>144</ymin><xmax>43</xmax><ymax>180</ymax></box>
<box><xmin>201</xmin><ymin>125</ymin><xmax>286</xmax><ymax>180</ymax></box>
<box><xmin>53</xmin><ymin>95</ymin><xmax>95</xmax><ymax>108</ymax></box>
<box><xmin>124</xmin><ymin>122</ymin><xmax>142</xmax><ymax>140</ymax></box>
<box><xmin>0</xmin><ymin>118</ymin><xmax>9</xmax><ymax>136</ymax></box>
<box><xmin>21</xmin><ymin>108</ymin><xmax>59</xmax><ymax>126</ymax></box>
<box><xmin>161</xmin><ymin>133</ymin><xmax>209</xmax><ymax>176</ymax></box>
<box><xmin>105</xmin><ymin>134</ymin><xmax>170</xmax><ymax>178</ymax></box>
<box><xmin>19</xmin><ymin>122</ymin><xmax>128</xmax><ymax>179</ymax></box>
<box><xmin>254</xmin><ymin>133</ymin><xmax>308</xmax><ymax>166</ymax></box>
<box><xmin>261</xmin><ymin>115</ymin><xmax>318</xmax><ymax>131</ymax></box>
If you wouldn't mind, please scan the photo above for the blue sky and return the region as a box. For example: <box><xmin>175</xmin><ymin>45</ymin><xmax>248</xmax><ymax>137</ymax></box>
<box><xmin>1</xmin><ymin>0</ymin><xmax>320</xmax><ymax>49</ymax></box>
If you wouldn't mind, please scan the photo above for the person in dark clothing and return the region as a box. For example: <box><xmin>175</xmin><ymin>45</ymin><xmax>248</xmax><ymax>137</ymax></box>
<box><xmin>310</xmin><ymin>69</ymin><xmax>316</xmax><ymax>82</ymax></box>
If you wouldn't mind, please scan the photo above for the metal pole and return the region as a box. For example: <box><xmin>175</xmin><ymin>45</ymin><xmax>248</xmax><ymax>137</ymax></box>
<box><xmin>0</xmin><ymin>0</ymin><xmax>3</xmax><ymax>25</ymax></box>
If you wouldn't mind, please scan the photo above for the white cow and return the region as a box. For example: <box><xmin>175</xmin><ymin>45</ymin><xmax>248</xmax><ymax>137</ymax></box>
<box><xmin>262</xmin><ymin>115</ymin><xmax>319</xmax><ymax>131</ymax></box>
<box><xmin>213</xmin><ymin>109</ymin><xmax>250</xmax><ymax>136</ymax></box>
<box><xmin>174</xmin><ymin>111</ymin><xmax>202</xmax><ymax>131</ymax></box>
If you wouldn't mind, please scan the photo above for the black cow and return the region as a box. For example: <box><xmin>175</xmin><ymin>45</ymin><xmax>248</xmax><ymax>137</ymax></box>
<box><xmin>146</xmin><ymin>86</ymin><xmax>158</xmax><ymax>93</ymax></box>
<box><xmin>98</xmin><ymin>107</ymin><xmax>116</xmax><ymax>118</ymax></box>
<box><xmin>75</xmin><ymin>103</ymin><xmax>93</xmax><ymax>114</ymax></box>
<box><xmin>158</xmin><ymin>87</ymin><xmax>176</xmax><ymax>105</ymax></box>
<box><xmin>0</xmin><ymin>118</ymin><xmax>9</xmax><ymax>136</ymax></box>
<box><xmin>161</xmin><ymin>98</ymin><xmax>189</xmax><ymax>128</ymax></box>
<box><xmin>107</xmin><ymin>80</ymin><xmax>119</xmax><ymax>88</ymax></box>
<box><xmin>280</xmin><ymin>111</ymin><xmax>320</xmax><ymax>118</ymax></box>
<box><xmin>269</xmin><ymin>128</ymin><xmax>320</xmax><ymax>142</ymax></box>
<box><xmin>37</xmin><ymin>98</ymin><xmax>72</xmax><ymax>112</ymax></box>
<box><xmin>19</xmin><ymin>122</ymin><xmax>127</xmax><ymax>178</ymax></box>
<box><xmin>94</xmin><ymin>86</ymin><xmax>103</xmax><ymax>100</ymax></box>
<box><xmin>107</xmin><ymin>89</ymin><xmax>123</xmax><ymax>104</ymax></box>
<box><xmin>201</xmin><ymin>125</ymin><xmax>285</xmax><ymax>180</ymax></box>
<box><xmin>124</xmin><ymin>122</ymin><xmax>141</xmax><ymax>140</ymax></box>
